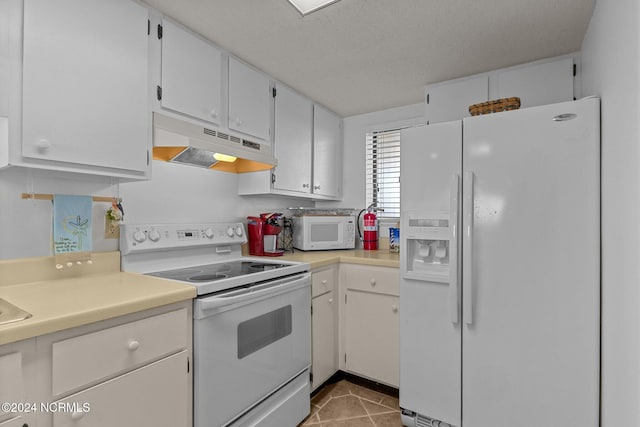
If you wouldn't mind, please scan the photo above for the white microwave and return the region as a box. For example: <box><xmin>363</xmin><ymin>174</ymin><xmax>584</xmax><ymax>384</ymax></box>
<box><xmin>292</xmin><ymin>215</ymin><xmax>356</xmax><ymax>251</ymax></box>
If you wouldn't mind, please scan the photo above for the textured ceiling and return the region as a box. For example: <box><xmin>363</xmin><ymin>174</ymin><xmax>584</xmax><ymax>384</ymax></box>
<box><xmin>142</xmin><ymin>0</ymin><xmax>594</xmax><ymax>117</ymax></box>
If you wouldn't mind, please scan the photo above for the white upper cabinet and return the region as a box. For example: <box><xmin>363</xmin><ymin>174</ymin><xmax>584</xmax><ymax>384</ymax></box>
<box><xmin>424</xmin><ymin>56</ymin><xmax>577</xmax><ymax>125</ymax></box>
<box><xmin>424</xmin><ymin>76</ymin><xmax>489</xmax><ymax>124</ymax></box>
<box><xmin>273</xmin><ymin>83</ymin><xmax>312</xmax><ymax>194</ymax></box>
<box><xmin>21</xmin><ymin>0</ymin><xmax>150</xmax><ymax>177</ymax></box>
<box><xmin>237</xmin><ymin>89</ymin><xmax>343</xmax><ymax>200</ymax></box>
<box><xmin>160</xmin><ymin>19</ymin><xmax>223</xmax><ymax>126</ymax></box>
<box><xmin>494</xmin><ymin>57</ymin><xmax>574</xmax><ymax>109</ymax></box>
<box><xmin>312</xmin><ymin>104</ymin><xmax>342</xmax><ymax>199</ymax></box>
<box><xmin>228</xmin><ymin>57</ymin><xmax>271</xmax><ymax>142</ymax></box>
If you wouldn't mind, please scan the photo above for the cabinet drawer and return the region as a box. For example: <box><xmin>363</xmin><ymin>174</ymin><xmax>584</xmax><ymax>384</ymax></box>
<box><xmin>0</xmin><ymin>417</ymin><xmax>26</xmax><ymax>427</ymax></box>
<box><xmin>312</xmin><ymin>268</ymin><xmax>335</xmax><ymax>297</ymax></box>
<box><xmin>342</xmin><ymin>264</ymin><xmax>399</xmax><ymax>296</ymax></box>
<box><xmin>52</xmin><ymin>308</ymin><xmax>187</xmax><ymax>396</ymax></box>
<box><xmin>52</xmin><ymin>351</ymin><xmax>189</xmax><ymax>427</ymax></box>
<box><xmin>0</xmin><ymin>352</ymin><xmax>22</xmax><ymax>422</ymax></box>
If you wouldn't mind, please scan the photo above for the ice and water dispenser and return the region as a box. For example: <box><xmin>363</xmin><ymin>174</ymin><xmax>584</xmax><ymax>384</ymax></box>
<box><xmin>401</xmin><ymin>211</ymin><xmax>455</xmax><ymax>283</ymax></box>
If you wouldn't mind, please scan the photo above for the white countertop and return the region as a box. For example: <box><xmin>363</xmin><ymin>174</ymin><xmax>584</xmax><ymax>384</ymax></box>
<box><xmin>0</xmin><ymin>252</ymin><xmax>195</xmax><ymax>346</ymax></box>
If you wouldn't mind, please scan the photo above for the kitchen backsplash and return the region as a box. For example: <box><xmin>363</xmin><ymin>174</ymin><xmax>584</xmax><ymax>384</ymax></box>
<box><xmin>0</xmin><ymin>161</ymin><xmax>313</xmax><ymax>260</ymax></box>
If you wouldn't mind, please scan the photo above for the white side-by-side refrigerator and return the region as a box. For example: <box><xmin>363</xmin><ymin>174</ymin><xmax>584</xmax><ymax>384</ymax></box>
<box><xmin>399</xmin><ymin>97</ymin><xmax>600</xmax><ymax>427</ymax></box>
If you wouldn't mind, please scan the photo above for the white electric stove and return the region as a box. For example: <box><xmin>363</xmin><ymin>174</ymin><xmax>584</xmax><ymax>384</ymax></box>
<box><xmin>120</xmin><ymin>222</ymin><xmax>311</xmax><ymax>427</ymax></box>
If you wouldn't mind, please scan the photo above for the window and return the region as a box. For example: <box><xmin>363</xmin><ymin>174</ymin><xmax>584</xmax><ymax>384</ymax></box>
<box><xmin>365</xmin><ymin>129</ymin><xmax>401</xmax><ymax>218</ymax></box>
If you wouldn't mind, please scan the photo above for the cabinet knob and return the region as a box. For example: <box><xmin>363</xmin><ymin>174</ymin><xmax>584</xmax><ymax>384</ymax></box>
<box><xmin>302</xmin><ymin>183</ymin><xmax>309</xmax><ymax>189</ymax></box>
<box><xmin>235</xmin><ymin>118</ymin><xmax>243</xmax><ymax>126</ymax></box>
<box><xmin>210</xmin><ymin>109</ymin><xmax>218</xmax><ymax>118</ymax></box>
<box><xmin>314</xmin><ymin>185</ymin><xmax>321</xmax><ymax>190</ymax></box>
<box><xmin>128</xmin><ymin>340</ymin><xmax>140</xmax><ymax>351</ymax></box>
<box><xmin>35</xmin><ymin>139</ymin><xmax>51</xmax><ymax>152</ymax></box>
<box><xmin>322</xmin><ymin>280</ymin><xmax>328</xmax><ymax>285</ymax></box>
<box><xmin>370</xmin><ymin>279</ymin><xmax>376</xmax><ymax>286</ymax></box>
<box><xmin>392</xmin><ymin>305</ymin><xmax>398</xmax><ymax>313</ymax></box>
<box><xmin>71</xmin><ymin>411</ymin><xmax>85</xmax><ymax>421</ymax></box>
<box><xmin>328</xmin><ymin>298</ymin><xmax>333</xmax><ymax>304</ymax></box>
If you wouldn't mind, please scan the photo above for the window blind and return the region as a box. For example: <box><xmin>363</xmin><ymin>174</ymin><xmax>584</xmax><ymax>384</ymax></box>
<box><xmin>365</xmin><ymin>129</ymin><xmax>401</xmax><ymax>218</ymax></box>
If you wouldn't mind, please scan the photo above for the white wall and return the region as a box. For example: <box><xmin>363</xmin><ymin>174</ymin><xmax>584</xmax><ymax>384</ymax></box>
<box><xmin>0</xmin><ymin>167</ymin><xmax>118</xmax><ymax>259</ymax></box>
<box><xmin>317</xmin><ymin>103</ymin><xmax>424</xmax><ymax>245</ymax></box>
<box><xmin>119</xmin><ymin>160</ymin><xmax>311</xmax><ymax>223</ymax></box>
<box><xmin>581</xmin><ymin>0</ymin><xmax>640</xmax><ymax>425</ymax></box>
<box><xmin>0</xmin><ymin>161</ymin><xmax>311</xmax><ymax>260</ymax></box>
<box><xmin>319</xmin><ymin>102</ymin><xmax>425</xmax><ymax>212</ymax></box>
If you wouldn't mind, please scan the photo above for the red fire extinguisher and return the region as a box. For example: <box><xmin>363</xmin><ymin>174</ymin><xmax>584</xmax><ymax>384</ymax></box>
<box><xmin>363</xmin><ymin>206</ymin><xmax>378</xmax><ymax>251</ymax></box>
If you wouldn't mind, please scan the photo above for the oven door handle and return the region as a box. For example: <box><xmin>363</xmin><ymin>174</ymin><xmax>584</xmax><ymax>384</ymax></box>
<box><xmin>196</xmin><ymin>273</ymin><xmax>310</xmax><ymax>314</ymax></box>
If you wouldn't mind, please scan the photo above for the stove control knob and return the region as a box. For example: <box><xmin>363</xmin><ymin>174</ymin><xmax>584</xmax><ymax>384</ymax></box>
<box><xmin>204</xmin><ymin>228</ymin><xmax>215</xmax><ymax>239</ymax></box>
<box><xmin>226</xmin><ymin>227</ymin><xmax>235</xmax><ymax>237</ymax></box>
<box><xmin>235</xmin><ymin>226</ymin><xmax>243</xmax><ymax>237</ymax></box>
<box><xmin>133</xmin><ymin>230</ymin><xmax>146</xmax><ymax>243</ymax></box>
<box><xmin>148</xmin><ymin>230</ymin><xmax>161</xmax><ymax>242</ymax></box>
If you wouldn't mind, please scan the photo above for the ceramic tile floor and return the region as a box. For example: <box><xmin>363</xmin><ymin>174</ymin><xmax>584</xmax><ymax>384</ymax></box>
<box><xmin>299</xmin><ymin>379</ymin><xmax>403</xmax><ymax>427</ymax></box>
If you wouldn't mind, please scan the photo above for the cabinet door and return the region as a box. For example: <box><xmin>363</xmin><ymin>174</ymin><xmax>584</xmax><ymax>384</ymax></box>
<box><xmin>160</xmin><ymin>19</ymin><xmax>222</xmax><ymax>125</ymax></box>
<box><xmin>312</xmin><ymin>291</ymin><xmax>335</xmax><ymax>390</ymax></box>
<box><xmin>273</xmin><ymin>84</ymin><xmax>312</xmax><ymax>194</ymax></box>
<box><xmin>312</xmin><ymin>105</ymin><xmax>342</xmax><ymax>198</ymax></box>
<box><xmin>52</xmin><ymin>351</ymin><xmax>189</xmax><ymax>427</ymax></box>
<box><xmin>0</xmin><ymin>417</ymin><xmax>28</xmax><ymax>427</ymax></box>
<box><xmin>0</xmin><ymin>352</ymin><xmax>22</xmax><ymax>424</ymax></box>
<box><xmin>0</xmin><ymin>0</ymin><xmax>9</xmax><ymax>118</ymax></box>
<box><xmin>344</xmin><ymin>290</ymin><xmax>399</xmax><ymax>387</ymax></box>
<box><xmin>22</xmin><ymin>0</ymin><xmax>149</xmax><ymax>173</ymax></box>
<box><xmin>424</xmin><ymin>76</ymin><xmax>488</xmax><ymax>124</ymax></box>
<box><xmin>228</xmin><ymin>57</ymin><xmax>271</xmax><ymax>141</ymax></box>
<box><xmin>494</xmin><ymin>57</ymin><xmax>574</xmax><ymax>109</ymax></box>
<box><xmin>0</xmin><ymin>339</ymin><xmax>36</xmax><ymax>426</ymax></box>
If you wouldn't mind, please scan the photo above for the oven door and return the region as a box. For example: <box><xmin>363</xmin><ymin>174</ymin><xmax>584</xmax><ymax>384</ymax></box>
<box><xmin>193</xmin><ymin>273</ymin><xmax>311</xmax><ymax>427</ymax></box>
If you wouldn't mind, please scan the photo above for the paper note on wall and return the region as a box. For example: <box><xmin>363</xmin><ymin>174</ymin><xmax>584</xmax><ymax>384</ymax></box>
<box><xmin>52</xmin><ymin>195</ymin><xmax>93</xmax><ymax>267</ymax></box>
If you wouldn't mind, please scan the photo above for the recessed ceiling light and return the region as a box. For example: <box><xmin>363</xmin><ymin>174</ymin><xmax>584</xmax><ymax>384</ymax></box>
<box><xmin>287</xmin><ymin>0</ymin><xmax>341</xmax><ymax>15</ymax></box>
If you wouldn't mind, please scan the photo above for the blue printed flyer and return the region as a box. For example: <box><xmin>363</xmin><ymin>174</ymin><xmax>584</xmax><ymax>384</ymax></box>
<box><xmin>53</xmin><ymin>195</ymin><xmax>93</xmax><ymax>254</ymax></box>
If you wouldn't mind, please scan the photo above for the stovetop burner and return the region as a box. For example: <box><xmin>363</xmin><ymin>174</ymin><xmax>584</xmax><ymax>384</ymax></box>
<box><xmin>147</xmin><ymin>261</ymin><xmax>289</xmax><ymax>283</ymax></box>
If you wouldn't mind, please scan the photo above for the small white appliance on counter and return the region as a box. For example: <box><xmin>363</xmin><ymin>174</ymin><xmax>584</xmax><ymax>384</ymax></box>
<box><xmin>120</xmin><ymin>223</ymin><xmax>311</xmax><ymax>427</ymax></box>
<box><xmin>399</xmin><ymin>98</ymin><xmax>600</xmax><ymax>427</ymax></box>
<box><xmin>290</xmin><ymin>209</ymin><xmax>356</xmax><ymax>251</ymax></box>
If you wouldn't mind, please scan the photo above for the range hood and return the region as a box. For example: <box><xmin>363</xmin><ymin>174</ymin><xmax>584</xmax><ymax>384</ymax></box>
<box><xmin>152</xmin><ymin>113</ymin><xmax>277</xmax><ymax>173</ymax></box>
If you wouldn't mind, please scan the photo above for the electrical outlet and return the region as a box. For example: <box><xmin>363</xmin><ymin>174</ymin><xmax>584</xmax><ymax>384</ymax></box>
<box><xmin>104</xmin><ymin>217</ymin><xmax>119</xmax><ymax>239</ymax></box>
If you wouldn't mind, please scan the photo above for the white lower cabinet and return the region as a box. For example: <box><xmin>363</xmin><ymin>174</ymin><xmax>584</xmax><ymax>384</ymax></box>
<box><xmin>50</xmin><ymin>308</ymin><xmax>187</xmax><ymax>396</ymax></box>
<box><xmin>311</xmin><ymin>267</ymin><xmax>337</xmax><ymax>390</ymax></box>
<box><xmin>0</xmin><ymin>417</ymin><xmax>29</xmax><ymax>427</ymax></box>
<box><xmin>0</xmin><ymin>301</ymin><xmax>192</xmax><ymax>427</ymax></box>
<box><xmin>341</xmin><ymin>264</ymin><xmax>399</xmax><ymax>387</ymax></box>
<box><xmin>0</xmin><ymin>339</ymin><xmax>37</xmax><ymax>427</ymax></box>
<box><xmin>52</xmin><ymin>351</ymin><xmax>188</xmax><ymax>427</ymax></box>
<box><xmin>40</xmin><ymin>303</ymin><xmax>192</xmax><ymax>427</ymax></box>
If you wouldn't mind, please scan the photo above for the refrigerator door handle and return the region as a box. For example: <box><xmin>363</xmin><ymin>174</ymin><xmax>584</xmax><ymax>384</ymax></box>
<box><xmin>463</xmin><ymin>171</ymin><xmax>474</xmax><ymax>325</ymax></box>
<box><xmin>449</xmin><ymin>173</ymin><xmax>460</xmax><ymax>324</ymax></box>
